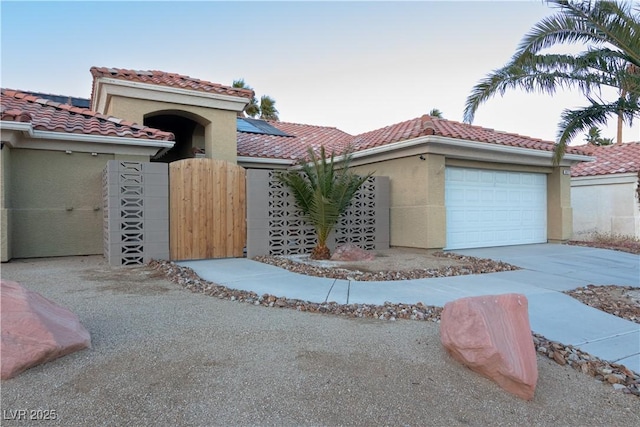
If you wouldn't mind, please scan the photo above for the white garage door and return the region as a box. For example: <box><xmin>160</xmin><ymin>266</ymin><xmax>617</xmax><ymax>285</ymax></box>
<box><xmin>445</xmin><ymin>167</ymin><xmax>547</xmax><ymax>250</ymax></box>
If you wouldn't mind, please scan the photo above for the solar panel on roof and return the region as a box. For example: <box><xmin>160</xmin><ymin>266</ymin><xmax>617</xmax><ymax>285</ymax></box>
<box><xmin>236</xmin><ymin>118</ymin><xmax>292</xmax><ymax>137</ymax></box>
<box><xmin>236</xmin><ymin>118</ymin><xmax>263</xmax><ymax>134</ymax></box>
<box><xmin>24</xmin><ymin>92</ymin><xmax>90</xmax><ymax>108</ymax></box>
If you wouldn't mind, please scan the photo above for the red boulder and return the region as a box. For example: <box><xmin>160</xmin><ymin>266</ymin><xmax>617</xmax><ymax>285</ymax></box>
<box><xmin>330</xmin><ymin>243</ymin><xmax>375</xmax><ymax>261</ymax></box>
<box><xmin>1</xmin><ymin>280</ymin><xmax>91</xmax><ymax>380</ymax></box>
<box><xmin>440</xmin><ymin>293</ymin><xmax>538</xmax><ymax>400</ymax></box>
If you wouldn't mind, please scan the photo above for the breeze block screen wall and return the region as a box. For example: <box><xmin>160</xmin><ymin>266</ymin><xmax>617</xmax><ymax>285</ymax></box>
<box><xmin>246</xmin><ymin>170</ymin><xmax>390</xmax><ymax>258</ymax></box>
<box><xmin>103</xmin><ymin>161</ymin><xmax>169</xmax><ymax>266</ymax></box>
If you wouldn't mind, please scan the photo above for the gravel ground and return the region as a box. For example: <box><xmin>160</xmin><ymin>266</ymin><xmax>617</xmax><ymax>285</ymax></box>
<box><xmin>1</xmin><ymin>256</ymin><xmax>639</xmax><ymax>427</ymax></box>
<box><xmin>567</xmin><ymin>240</ymin><xmax>640</xmax><ymax>255</ymax></box>
<box><xmin>253</xmin><ymin>252</ymin><xmax>520</xmax><ymax>281</ymax></box>
<box><xmin>564</xmin><ymin>285</ymin><xmax>640</xmax><ymax>324</ymax></box>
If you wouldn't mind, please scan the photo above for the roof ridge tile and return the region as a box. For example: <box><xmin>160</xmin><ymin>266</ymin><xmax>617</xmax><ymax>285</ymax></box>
<box><xmin>90</xmin><ymin>66</ymin><xmax>254</xmax><ymax>100</ymax></box>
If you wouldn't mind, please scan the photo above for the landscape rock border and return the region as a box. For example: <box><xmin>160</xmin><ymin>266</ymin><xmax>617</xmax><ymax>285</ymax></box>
<box><xmin>564</xmin><ymin>285</ymin><xmax>640</xmax><ymax>324</ymax></box>
<box><xmin>566</xmin><ymin>240</ymin><xmax>640</xmax><ymax>255</ymax></box>
<box><xmin>253</xmin><ymin>252</ymin><xmax>520</xmax><ymax>281</ymax></box>
<box><xmin>149</xmin><ymin>259</ymin><xmax>639</xmax><ymax>397</ymax></box>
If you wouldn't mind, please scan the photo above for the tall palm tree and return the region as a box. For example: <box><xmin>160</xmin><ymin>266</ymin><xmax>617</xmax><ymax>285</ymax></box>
<box><xmin>232</xmin><ymin>79</ymin><xmax>280</xmax><ymax>121</ymax></box>
<box><xmin>232</xmin><ymin>79</ymin><xmax>259</xmax><ymax>118</ymax></box>
<box><xmin>584</xmin><ymin>126</ymin><xmax>602</xmax><ymax>144</ymax></box>
<box><xmin>464</xmin><ymin>0</ymin><xmax>640</xmax><ymax>164</ymax></box>
<box><xmin>276</xmin><ymin>147</ymin><xmax>373</xmax><ymax>260</ymax></box>
<box><xmin>584</xmin><ymin>126</ymin><xmax>613</xmax><ymax>145</ymax></box>
<box><xmin>259</xmin><ymin>95</ymin><xmax>279</xmax><ymax>121</ymax></box>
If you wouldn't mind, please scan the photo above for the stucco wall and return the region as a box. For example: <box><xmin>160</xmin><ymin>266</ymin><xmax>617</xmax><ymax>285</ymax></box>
<box><xmin>106</xmin><ymin>96</ymin><xmax>238</xmax><ymax>163</ymax></box>
<box><xmin>571</xmin><ymin>173</ymin><xmax>640</xmax><ymax>240</ymax></box>
<box><xmin>546</xmin><ymin>167</ymin><xmax>573</xmax><ymax>242</ymax></box>
<box><xmin>445</xmin><ymin>158</ymin><xmax>552</xmax><ymax>174</ymax></box>
<box><xmin>9</xmin><ymin>149</ymin><xmax>111</xmax><ymax>258</ymax></box>
<box><xmin>6</xmin><ymin>149</ymin><xmax>148</xmax><ymax>259</ymax></box>
<box><xmin>352</xmin><ymin>154</ymin><xmax>445</xmax><ymax>249</ymax></box>
<box><xmin>1</xmin><ymin>146</ymin><xmax>12</xmax><ymax>261</ymax></box>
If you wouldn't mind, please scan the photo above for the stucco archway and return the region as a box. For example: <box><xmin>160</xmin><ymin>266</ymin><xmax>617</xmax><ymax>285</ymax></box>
<box><xmin>144</xmin><ymin>110</ymin><xmax>209</xmax><ymax>163</ymax></box>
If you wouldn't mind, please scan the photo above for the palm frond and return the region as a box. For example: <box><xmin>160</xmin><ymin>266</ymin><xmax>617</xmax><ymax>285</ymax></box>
<box><xmin>519</xmin><ymin>1</ymin><xmax>640</xmax><ymax>66</ymax></box>
<box><xmin>465</xmin><ymin>0</ymin><xmax>639</xmax><ymax>158</ymax></box>
<box><xmin>554</xmin><ymin>95</ymin><xmax>639</xmax><ymax>164</ymax></box>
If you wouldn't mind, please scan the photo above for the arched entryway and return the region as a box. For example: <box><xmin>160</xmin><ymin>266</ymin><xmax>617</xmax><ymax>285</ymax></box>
<box><xmin>144</xmin><ymin>110</ymin><xmax>208</xmax><ymax>163</ymax></box>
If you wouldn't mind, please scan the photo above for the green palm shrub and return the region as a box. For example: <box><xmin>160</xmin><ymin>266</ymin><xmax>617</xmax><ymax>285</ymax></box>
<box><xmin>276</xmin><ymin>146</ymin><xmax>373</xmax><ymax>260</ymax></box>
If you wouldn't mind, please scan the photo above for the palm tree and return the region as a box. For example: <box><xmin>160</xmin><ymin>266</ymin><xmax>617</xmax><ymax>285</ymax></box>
<box><xmin>232</xmin><ymin>79</ymin><xmax>259</xmax><ymax>118</ymax></box>
<box><xmin>584</xmin><ymin>126</ymin><xmax>613</xmax><ymax>145</ymax></box>
<box><xmin>276</xmin><ymin>146</ymin><xmax>373</xmax><ymax>260</ymax></box>
<box><xmin>584</xmin><ymin>126</ymin><xmax>602</xmax><ymax>144</ymax></box>
<box><xmin>599</xmin><ymin>136</ymin><xmax>615</xmax><ymax>146</ymax></box>
<box><xmin>259</xmin><ymin>95</ymin><xmax>279</xmax><ymax>121</ymax></box>
<box><xmin>428</xmin><ymin>108</ymin><xmax>444</xmax><ymax>118</ymax></box>
<box><xmin>464</xmin><ymin>0</ymin><xmax>640</xmax><ymax>164</ymax></box>
<box><xmin>232</xmin><ymin>79</ymin><xmax>280</xmax><ymax>121</ymax></box>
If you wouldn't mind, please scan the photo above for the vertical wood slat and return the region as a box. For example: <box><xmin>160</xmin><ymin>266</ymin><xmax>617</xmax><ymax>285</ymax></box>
<box><xmin>169</xmin><ymin>159</ymin><xmax>246</xmax><ymax>261</ymax></box>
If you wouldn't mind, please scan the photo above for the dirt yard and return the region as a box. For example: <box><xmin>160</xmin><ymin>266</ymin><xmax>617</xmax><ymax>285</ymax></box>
<box><xmin>1</xmin><ymin>256</ymin><xmax>638</xmax><ymax>426</ymax></box>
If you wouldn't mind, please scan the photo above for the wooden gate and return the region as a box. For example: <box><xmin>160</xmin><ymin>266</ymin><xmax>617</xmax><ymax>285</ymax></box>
<box><xmin>169</xmin><ymin>159</ymin><xmax>246</xmax><ymax>260</ymax></box>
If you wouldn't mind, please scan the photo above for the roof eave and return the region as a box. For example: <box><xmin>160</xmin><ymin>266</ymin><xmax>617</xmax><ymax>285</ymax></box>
<box><xmin>1</xmin><ymin>121</ymin><xmax>174</xmax><ymax>158</ymax></box>
<box><xmin>347</xmin><ymin>135</ymin><xmax>594</xmax><ymax>167</ymax></box>
<box><xmin>92</xmin><ymin>77</ymin><xmax>250</xmax><ymax>113</ymax></box>
<box><xmin>237</xmin><ymin>155</ymin><xmax>296</xmax><ymax>169</ymax></box>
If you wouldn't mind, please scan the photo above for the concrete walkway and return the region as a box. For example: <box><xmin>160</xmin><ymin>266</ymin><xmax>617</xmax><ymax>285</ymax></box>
<box><xmin>179</xmin><ymin>244</ymin><xmax>640</xmax><ymax>372</ymax></box>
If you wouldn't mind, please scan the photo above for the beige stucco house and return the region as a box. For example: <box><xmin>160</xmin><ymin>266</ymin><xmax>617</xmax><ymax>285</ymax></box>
<box><xmin>1</xmin><ymin>66</ymin><xmax>592</xmax><ymax>262</ymax></box>
<box><xmin>237</xmin><ymin>116</ymin><xmax>591</xmax><ymax>250</ymax></box>
<box><xmin>571</xmin><ymin>142</ymin><xmax>640</xmax><ymax>240</ymax></box>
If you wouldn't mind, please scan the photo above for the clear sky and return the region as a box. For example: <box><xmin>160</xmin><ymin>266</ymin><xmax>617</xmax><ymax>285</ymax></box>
<box><xmin>1</xmin><ymin>0</ymin><xmax>638</xmax><ymax>144</ymax></box>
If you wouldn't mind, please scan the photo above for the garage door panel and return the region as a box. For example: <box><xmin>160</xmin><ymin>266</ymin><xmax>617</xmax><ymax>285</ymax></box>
<box><xmin>448</xmin><ymin>168</ymin><xmax>465</xmax><ymax>181</ymax></box>
<box><xmin>481</xmin><ymin>190</ymin><xmax>493</xmax><ymax>202</ymax></box>
<box><xmin>466</xmin><ymin>190</ymin><xmax>480</xmax><ymax>203</ymax></box>
<box><xmin>494</xmin><ymin>171</ymin><xmax>508</xmax><ymax>184</ymax></box>
<box><xmin>480</xmin><ymin>171</ymin><xmax>494</xmax><ymax>183</ymax></box>
<box><xmin>445</xmin><ymin>167</ymin><xmax>547</xmax><ymax>249</ymax></box>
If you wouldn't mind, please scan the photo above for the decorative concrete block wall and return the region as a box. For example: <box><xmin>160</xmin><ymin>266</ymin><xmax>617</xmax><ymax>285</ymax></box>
<box><xmin>246</xmin><ymin>170</ymin><xmax>389</xmax><ymax>257</ymax></box>
<box><xmin>103</xmin><ymin>161</ymin><xmax>169</xmax><ymax>266</ymax></box>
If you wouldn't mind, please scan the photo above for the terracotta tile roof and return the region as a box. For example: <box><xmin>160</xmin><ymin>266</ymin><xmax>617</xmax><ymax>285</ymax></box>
<box><xmin>237</xmin><ymin>121</ymin><xmax>353</xmax><ymax>160</ymax></box>
<box><xmin>1</xmin><ymin>89</ymin><xmax>174</xmax><ymax>141</ymax></box>
<box><xmin>239</xmin><ymin>114</ymin><xmax>590</xmax><ymax>160</ymax></box>
<box><xmin>90</xmin><ymin>67</ymin><xmax>254</xmax><ymax>100</ymax></box>
<box><xmin>571</xmin><ymin>142</ymin><xmax>640</xmax><ymax>177</ymax></box>
<box><xmin>351</xmin><ymin>115</ymin><xmax>590</xmax><ymax>155</ymax></box>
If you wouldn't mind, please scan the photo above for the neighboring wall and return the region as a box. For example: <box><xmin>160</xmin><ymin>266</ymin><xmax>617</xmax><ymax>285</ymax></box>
<box><xmin>572</xmin><ymin>173</ymin><xmax>640</xmax><ymax>240</ymax></box>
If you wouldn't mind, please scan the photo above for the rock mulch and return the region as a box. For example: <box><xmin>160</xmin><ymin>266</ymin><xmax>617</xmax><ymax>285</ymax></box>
<box><xmin>533</xmin><ymin>333</ymin><xmax>639</xmax><ymax>397</ymax></box>
<box><xmin>252</xmin><ymin>252</ymin><xmax>520</xmax><ymax>281</ymax></box>
<box><xmin>567</xmin><ymin>240</ymin><xmax>640</xmax><ymax>255</ymax></box>
<box><xmin>149</xmin><ymin>259</ymin><xmax>639</xmax><ymax>397</ymax></box>
<box><xmin>564</xmin><ymin>285</ymin><xmax>640</xmax><ymax>324</ymax></box>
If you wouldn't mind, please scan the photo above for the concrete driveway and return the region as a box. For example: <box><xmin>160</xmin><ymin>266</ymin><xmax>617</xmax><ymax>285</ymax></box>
<box><xmin>180</xmin><ymin>244</ymin><xmax>640</xmax><ymax>372</ymax></box>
